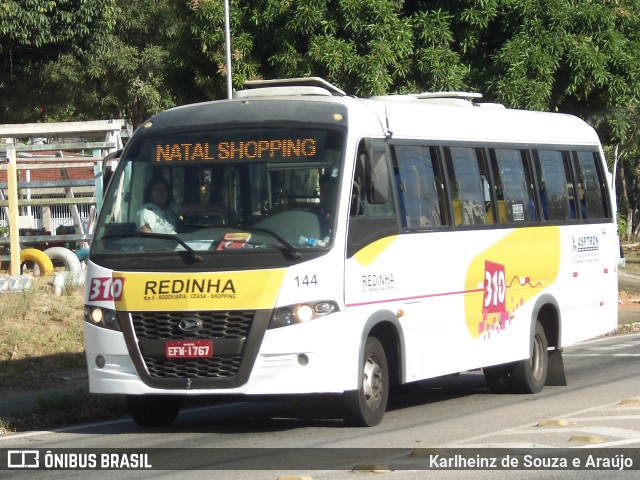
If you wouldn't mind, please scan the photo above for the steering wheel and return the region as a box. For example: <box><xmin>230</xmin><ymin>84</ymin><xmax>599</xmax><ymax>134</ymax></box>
<box><xmin>184</xmin><ymin>208</ymin><xmax>229</xmax><ymax>226</ymax></box>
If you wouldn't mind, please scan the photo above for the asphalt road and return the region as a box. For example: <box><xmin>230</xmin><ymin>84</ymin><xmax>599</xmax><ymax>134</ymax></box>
<box><xmin>619</xmin><ymin>270</ymin><xmax>640</xmax><ymax>294</ymax></box>
<box><xmin>1</xmin><ymin>332</ymin><xmax>639</xmax><ymax>480</ymax></box>
<box><xmin>618</xmin><ymin>271</ymin><xmax>640</xmax><ymax>325</ymax></box>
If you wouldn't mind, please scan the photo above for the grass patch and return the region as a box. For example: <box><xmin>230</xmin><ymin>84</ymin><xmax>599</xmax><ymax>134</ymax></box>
<box><xmin>613</xmin><ymin>322</ymin><xmax>640</xmax><ymax>335</ymax></box>
<box><xmin>0</xmin><ymin>417</ymin><xmax>10</xmax><ymax>435</ymax></box>
<box><xmin>622</xmin><ymin>246</ymin><xmax>640</xmax><ymax>274</ymax></box>
<box><xmin>0</xmin><ymin>279</ymin><xmax>86</xmax><ymax>392</ymax></box>
<box><xmin>2</xmin><ymin>391</ymin><xmax>128</xmax><ymax>433</ymax></box>
<box><xmin>0</xmin><ymin>279</ymin><xmax>130</xmax><ymax>433</ymax></box>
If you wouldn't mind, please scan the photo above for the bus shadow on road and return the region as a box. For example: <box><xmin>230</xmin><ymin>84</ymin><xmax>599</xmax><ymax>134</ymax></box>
<box><xmin>79</xmin><ymin>372</ymin><xmax>491</xmax><ymax>435</ymax></box>
<box><xmin>69</xmin><ymin>372</ymin><xmax>492</xmax><ymax>435</ymax></box>
<box><xmin>170</xmin><ymin>372</ymin><xmax>491</xmax><ymax>432</ymax></box>
<box><xmin>387</xmin><ymin>371</ymin><xmax>489</xmax><ymax>412</ymax></box>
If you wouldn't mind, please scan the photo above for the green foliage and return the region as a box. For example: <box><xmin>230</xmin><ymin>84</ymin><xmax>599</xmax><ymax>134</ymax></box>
<box><xmin>0</xmin><ymin>0</ymin><xmax>119</xmax><ymax>121</ymax></box>
<box><xmin>3</xmin><ymin>0</ymin><xmax>640</xmax><ymax>231</ymax></box>
<box><xmin>5</xmin><ymin>0</ymin><xmax>640</xmax><ymax>138</ymax></box>
<box><xmin>186</xmin><ymin>1</ymin><xmax>473</xmax><ymax>96</ymax></box>
<box><xmin>618</xmin><ymin>212</ymin><xmax>628</xmax><ymax>240</ymax></box>
<box><xmin>0</xmin><ymin>0</ymin><xmax>194</xmax><ymax>127</ymax></box>
<box><xmin>0</xmin><ymin>0</ymin><xmax>116</xmax><ymax>48</ymax></box>
<box><xmin>0</xmin><ymin>416</ymin><xmax>11</xmax><ymax>435</ymax></box>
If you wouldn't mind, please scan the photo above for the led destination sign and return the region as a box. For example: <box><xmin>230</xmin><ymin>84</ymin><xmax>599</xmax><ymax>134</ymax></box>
<box><xmin>154</xmin><ymin>138</ymin><xmax>318</xmax><ymax>162</ymax></box>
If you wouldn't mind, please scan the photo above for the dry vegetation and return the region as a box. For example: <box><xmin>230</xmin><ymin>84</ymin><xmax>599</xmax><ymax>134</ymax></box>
<box><xmin>0</xmin><ymin>278</ymin><xmax>86</xmax><ymax>392</ymax></box>
<box><xmin>0</xmin><ymin>277</ymin><xmax>129</xmax><ymax>434</ymax></box>
<box><xmin>623</xmin><ymin>245</ymin><xmax>640</xmax><ymax>274</ymax></box>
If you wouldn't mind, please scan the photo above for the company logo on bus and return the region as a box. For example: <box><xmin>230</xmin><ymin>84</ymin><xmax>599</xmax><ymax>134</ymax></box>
<box><xmin>573</xmin><ymin>235</ymin><xmax>600</xmax><ymax>253</ymax></box>
<box><xmin>178</xmin><ymin>318</ymin><xmax>203</xmax><ymax>333</ymax></box>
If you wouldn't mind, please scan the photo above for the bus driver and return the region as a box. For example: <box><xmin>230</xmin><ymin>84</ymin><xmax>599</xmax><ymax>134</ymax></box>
<box><xmin>137</xmin><ymin>177</ymin><xmax>226</xmax><ymax>234</ymax></box>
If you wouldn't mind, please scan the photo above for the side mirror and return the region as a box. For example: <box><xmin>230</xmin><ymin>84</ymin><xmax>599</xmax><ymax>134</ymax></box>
<box><xmin>102</xmin><ymin>149</ymin><xmax>123</xmax><ymax>196</ymax></box>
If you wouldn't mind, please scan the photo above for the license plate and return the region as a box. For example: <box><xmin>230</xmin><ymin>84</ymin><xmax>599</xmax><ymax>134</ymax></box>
<box><xmin>165</xmin><ymin>339</ymin><xmax>213</xmax><ymax>359</ymax></box>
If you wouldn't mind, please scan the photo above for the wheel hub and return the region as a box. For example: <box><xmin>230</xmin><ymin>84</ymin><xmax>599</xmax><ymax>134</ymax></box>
<box><xmin>362</xmin><ymin>355</ymin><xmax>384</xmax><ymax>410</ymax></box>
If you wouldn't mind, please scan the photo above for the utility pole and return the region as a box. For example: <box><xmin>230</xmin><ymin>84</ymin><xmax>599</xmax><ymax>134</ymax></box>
<box><xmin>224</xmin><ymin>0</ymin><xmax>232</xmax><ymax>99</ymax></box>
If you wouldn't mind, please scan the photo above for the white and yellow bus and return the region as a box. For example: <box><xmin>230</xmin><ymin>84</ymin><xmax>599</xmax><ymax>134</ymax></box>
<box><xmin>84</xmin><ymin>78</ymin><xmax>619</xmax><ymax>427</ymax></box>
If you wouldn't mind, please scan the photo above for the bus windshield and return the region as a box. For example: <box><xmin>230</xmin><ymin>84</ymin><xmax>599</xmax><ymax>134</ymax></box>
<box><xmin>92</xmin><ymin>127</ymin><xmax>344</xmax><ymax>256</ymax></box>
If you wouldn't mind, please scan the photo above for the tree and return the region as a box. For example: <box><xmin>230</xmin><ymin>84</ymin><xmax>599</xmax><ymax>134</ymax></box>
<box><xmin>433</xmin><ymin>0</ymin><xmax>640</xmax><ymax>237</ymax></box>
<box><xmin>187</xmin><ymin>0</ymin><xmax>469</xmax><ymax>96</ymax></box>
<box><xmin>0</xmin><ymin>0</ymin><xmax>118</xmax><ymax>122</ymax></box>
<box><xmin>0</xmin><ymin>0</ymin><xmax>204</xmax><ymax>129</ymax></box>
<box><xmin>45</xmin><ymin>0</ymin><xmax>204</xmax><ymax>129</ymax></box>
<box><xmin>5</xmin><ymin>0</ymin><xmax>640</xmax><ymax>236</ymax></box>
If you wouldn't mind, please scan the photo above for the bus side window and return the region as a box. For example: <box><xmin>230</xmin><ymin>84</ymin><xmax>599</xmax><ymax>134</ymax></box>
<box><xmin>352</xmin><ymin>140</ymin><xmax>394</xmax><ymax>217</ymax></box>
<box><xmin>347</xmin><ymin>140</ymin><xmax>399</xmax><ymax>257</ymax></box>
<box><xmin>490</xmin><ymin>148</ymin><xmax>537</xmax><ymax>223</ymax></box>
<box><xmin>393</xmin><ymin>144</ymin><xmax>448</xmax><ymax>230</ymax></box>
<box><xmin>444</xmin><ymin>146</ymin><xmax>490</xmax><ymax>226</ymax></box>
<box><xmin>430</xmin><ymin>146</ymin><xmax>450</xmax><ymax>226</ymax></box>
<box><xmin>573</xmin><ymin>151</ymin><xmax>610</xmax><ymax>220</ymax></box>
<box><xmin>562</xmin><ymin>151</ymin><xmax>580</xmax><ymax>220</ymax></box>
<box><xmin>535</xmin><ymin>149</ymin><xmax>573</xmax><ymax>222</ymax></box>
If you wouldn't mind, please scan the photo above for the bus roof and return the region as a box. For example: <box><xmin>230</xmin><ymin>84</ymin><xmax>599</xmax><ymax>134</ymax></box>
<box><xmin>140</xmin><ymin>80</ymin><xmax>601</xmax><ymax>150</ymax></box>
<box><xmin>358</xmin><ymin>97</ymin><xmax>600</xmax><ymax>147</ymax></box>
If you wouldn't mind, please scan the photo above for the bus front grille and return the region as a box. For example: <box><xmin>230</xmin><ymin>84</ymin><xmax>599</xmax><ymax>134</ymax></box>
<box><xmin>121</xmin><ymin>310</ymin><xmax>271</xmax><ymax>388</ymax></box>
<box><xmin>142</xmin><ymin>356</ymin><xmax>243</xmax><ymax>379</ymax></box>
<box><xmin>131</xmin><ymin>310</ymin><xmax>254</xmax><ymax>340</ymax></box>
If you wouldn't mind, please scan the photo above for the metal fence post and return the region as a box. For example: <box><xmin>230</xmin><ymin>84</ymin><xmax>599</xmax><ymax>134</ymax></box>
<box><xmin>6</xmin><ymin>147</ymin><xmax>20</xmax><ymax>275</ymax></box>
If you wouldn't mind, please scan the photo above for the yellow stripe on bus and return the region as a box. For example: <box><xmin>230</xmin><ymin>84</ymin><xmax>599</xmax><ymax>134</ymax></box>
<box><xmin>354</xmin><ymin>236</ymin><xmax>398</xmax><ymax>266</ymax></box>
<box><xmin>112</xmin><ymin>269</ymin><xmax>287</xmax><ymax>311</ymax></box>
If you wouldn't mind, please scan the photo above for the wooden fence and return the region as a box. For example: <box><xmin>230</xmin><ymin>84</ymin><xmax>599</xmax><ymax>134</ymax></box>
<box><xmin>0</xmin><ymin>120</ymin><xmax>124</xmax><ymax>274</ymax></box>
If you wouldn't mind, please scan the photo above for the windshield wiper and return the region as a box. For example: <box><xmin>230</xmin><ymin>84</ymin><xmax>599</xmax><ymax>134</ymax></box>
<box><xmin>102</xmin><ymin>226</ymin><xmax>300</xmax><ymax>261</ymax></box>
<box><xmin>226</xmin><ymin>224</ymin><xmax>302</xmax><ymax>260</ymax></box>
<box><xmin>105</xmin><ymin>231</ymin><xmax>203</xmax><ymax>263</ymax></box>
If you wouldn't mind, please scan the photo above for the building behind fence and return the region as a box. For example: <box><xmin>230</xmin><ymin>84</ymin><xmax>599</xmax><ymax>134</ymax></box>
<box><xmin>0</xmin><ymin>195</ymin><xmax>94</xmax><ymax>233</ymax></box>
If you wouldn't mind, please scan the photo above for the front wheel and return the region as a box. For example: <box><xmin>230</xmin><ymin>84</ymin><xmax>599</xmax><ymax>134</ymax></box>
<box><xmin>510</xmin><ymin>322</ymin><xmax>549</xmax><ymax>394</ymax></box>
<box><xmin>342</xmin><ymin>337</ymin><xmax>389</xmax><ymax>427</ymax></box>
<box><xmin>127</xmin><ymin>395</ymin><xmax>181</xmax><ymax>427</ymax></box>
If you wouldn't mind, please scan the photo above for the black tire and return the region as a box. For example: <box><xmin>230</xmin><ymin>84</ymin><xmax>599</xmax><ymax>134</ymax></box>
<box><xmin>343</xmin><ymin>337</ymin><xmax>389</xmax><ymax>427</ymax></box>
<box><xmin>483</xmin><ymin>364</ymin><xmax>513</xmax><ymax>393</ymax></box>
<box><xmin>127</xmin><ymin>395</ymin><xmax>181</xmax><ymax>427</ymax></box>
<box><xmin>510</xmin><ymin>322</ymin><xmax>549</xmax><ymax>394</ymax></box>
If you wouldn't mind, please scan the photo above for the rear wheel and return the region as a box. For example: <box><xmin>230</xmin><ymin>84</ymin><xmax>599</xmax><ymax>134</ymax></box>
<box><xmin>343</xmin><ymin>337</ymin><xmax>389</xmax><ymax>427</ymax></box>
<box><xmin>511</xmin><ymin>322</ymin><xmax>548</xmax><ymax>393</ymax></box>
<box><xmin>127</xmin><ymin>395</ymin><xmax>181</xmax><ymax>427</ymax></box>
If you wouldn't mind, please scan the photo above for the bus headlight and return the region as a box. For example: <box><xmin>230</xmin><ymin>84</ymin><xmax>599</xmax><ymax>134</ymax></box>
<box><xmin>271</xmin><ymin>308</ymin><xmax>294</xmax><ymax>328</ymax></box>
<box><xmin>295</xmin><ymin>304</ymin><xmax>314</xmax><ymax>323</ymax></box>
<box><xmin>84</xmin><ymin>306</ymin><xmax>121</xmax><ymax>331</ymax></box>
<box><xmin>85</xmin><ymin>306</ymin><xmax>102</xmax><ymax>324</ymax></box>
<box><xmin>269</xmin><ymin>301</ymin><xmax>338</xmax><ymax>329</ymax></box>
<box><xmin>103</xmin><ymin>310</ymin><xmax>119</xmax><ymax>329</ymax></box>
